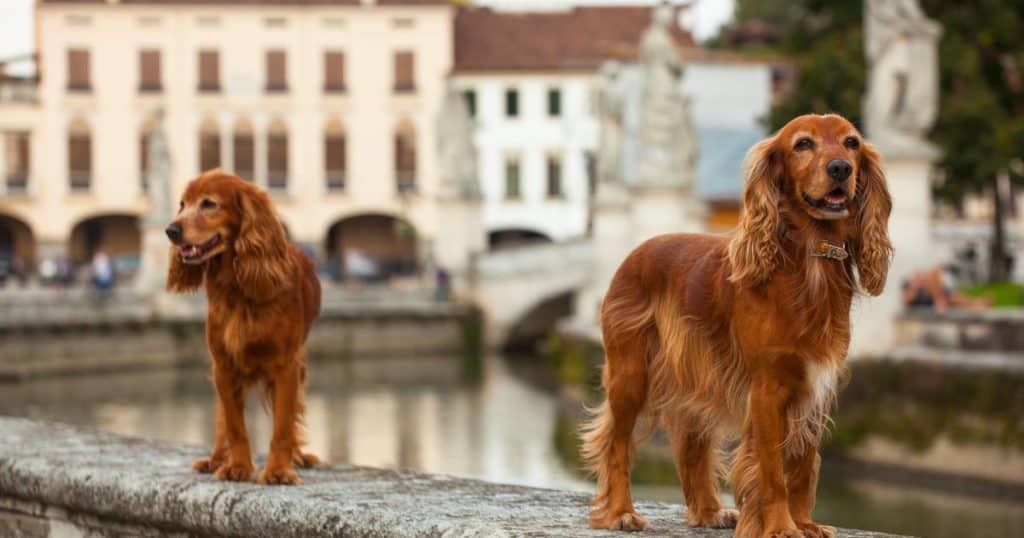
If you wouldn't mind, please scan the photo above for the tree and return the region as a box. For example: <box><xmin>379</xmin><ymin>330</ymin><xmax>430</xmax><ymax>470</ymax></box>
<box><xmin>718</xmin><ymin>0</ymin><xmax>1024</xmax><ymax>281</ymax></box>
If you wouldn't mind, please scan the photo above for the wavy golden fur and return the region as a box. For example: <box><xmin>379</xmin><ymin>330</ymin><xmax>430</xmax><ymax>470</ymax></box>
<box><xmin>581</xmin><ymin>114</ymin><xmax>892</xmax><ymax>537</ymax></box>
<box><xmin>166</xmin><ymin>170</ymin><xmax>321</xmax><ymax>485</ymax></box>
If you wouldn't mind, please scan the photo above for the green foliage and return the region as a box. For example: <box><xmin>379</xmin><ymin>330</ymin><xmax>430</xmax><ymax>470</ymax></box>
<box><xmin>958</xmin><ymin>281</ymin><xmax>1024</xmax><ymax>307</ymax></box>
<box><xmin>722</xmin><ymin>0</ymin><xmax>1024</xmax><ymax>203</ymax></box>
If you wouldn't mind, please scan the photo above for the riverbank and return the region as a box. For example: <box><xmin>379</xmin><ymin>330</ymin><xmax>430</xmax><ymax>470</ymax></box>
<box><xmin>0</xmin><ymin>287</ymin><xmax>482</xmax><ymax>381</ymax></box>
<box><xmin>0</xmin><ymin>417</ymin><xmax>903</xmax><ymax>537</ymax></box>
<box><xmin>550</xmin><ymin>320</ymin><xmax>1024</xmax><ymax>498</ymax></box>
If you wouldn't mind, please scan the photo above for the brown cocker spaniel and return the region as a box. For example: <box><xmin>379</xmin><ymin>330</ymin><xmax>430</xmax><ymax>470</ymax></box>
<box><xmin>166</xmin><ymin>170</ymin><xmax>321</xmax><ymax>485</ymax></box>
<box><xmin>582</xmin><ymin>114</ymin><xmax>892</xmax><ymax>538</ymax></box>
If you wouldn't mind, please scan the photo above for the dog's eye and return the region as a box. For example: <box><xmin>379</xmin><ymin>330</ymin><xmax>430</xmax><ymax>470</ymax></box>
<box><xmin>200</xmin><ymin>199</ymin><xmax>217</xmax><ymax>210</ymax></box>
<box><xmin>794</xmin><ymin>137</ymin><xmax>814</xmax><ymax>150</ymax></box>
<box><xmin>844</xmin><ymin>136</ymin><xmax>861</xmax><ymax>149</ymax></box>
<box><xmin>178</xmin><ymin>201</ymin><xmax>184</xmax><ymax>211</ymax></box>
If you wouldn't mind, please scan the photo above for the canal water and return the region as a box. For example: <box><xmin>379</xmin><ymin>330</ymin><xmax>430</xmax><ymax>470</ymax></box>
<box><xmin>0</xmin><ymin>354</ymin><xmax>1020</xmax><ymax>538</ymax></box>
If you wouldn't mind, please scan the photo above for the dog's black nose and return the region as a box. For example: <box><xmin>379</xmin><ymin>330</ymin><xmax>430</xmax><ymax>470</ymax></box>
<box><xmin>827</xmin><ymin>159</ymin><xmax>852</xmax><ymax>181</ymax></box>
<box><xmin>165</xmin><ymin>223</ymin><xmax>182</xmax><ymax>243</ymax></box>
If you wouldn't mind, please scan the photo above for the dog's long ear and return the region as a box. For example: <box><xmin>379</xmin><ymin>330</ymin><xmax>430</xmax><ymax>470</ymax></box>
<box><xmin>167</xmin><ymin>247</ymin><xmax>204</xmax><ymax>293</ymax></box>
<box><xmin>233</xmin><ymin>184</ymin><xmax>294</xmax><ymax>301</ymax></box>
<box><xmin>850</xmin><ymin>141</ymin><xmax>893</xmax><ymax>296</ymax></box>
<box><xmin>728</xmin><ymin>136</ymin><xmax>784</xmax><ymax>287</ymax></box>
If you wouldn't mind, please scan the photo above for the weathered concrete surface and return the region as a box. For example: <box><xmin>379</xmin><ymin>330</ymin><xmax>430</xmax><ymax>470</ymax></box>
<box><xmin>0</xmin><ymin>418</ymin><xmax>905</xmax><ymax>537</ymax></box>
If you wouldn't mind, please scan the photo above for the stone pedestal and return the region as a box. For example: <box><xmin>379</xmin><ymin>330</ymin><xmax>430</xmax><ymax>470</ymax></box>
<box><xmin>850</xmin><ymin>147</ymin><xmax>936</xmax><ymax>356</ymax></box>
<box><xmin>576</xmin><ymin>182</ymin><xmax>632</xmax><ymax>325</ymax></box>
<box><xmin>629</xmin><ymin>186</ymin><xmax>706</xmax><ymax>245</ymax></box>
<box><xmin>135</xmin><ymin>227</ymin><xmax>169</xmax><ymax>294</ymax></box>
<box><xmin>433</xmin><ymin>195</ymin><xmax>485</xmax><ymax>299</ymax></box>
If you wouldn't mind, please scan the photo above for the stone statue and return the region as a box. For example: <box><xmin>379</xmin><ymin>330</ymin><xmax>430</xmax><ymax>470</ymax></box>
<box><xmin>144</xmin><ymin>109</ymin><xmax>172</xmax><ymax>225</ymax></box>
<box><xmin>437</xmin><ymin>81</ymin><xmax>480</xmax><ymax>199</ymax></box>
<box><xmin>634</xmin><ymin>4</ymin><xmax>697</xmax><ymax>189</ymax></box>
<box><xmin>596</xmin><ymin>61</ymin><xmax>624</xmax><ymax>185</ymax></box>
<box><xmin>864</xmin><ymin>0</ymin><xmax>942</xmax><ymax>153</ymax></box>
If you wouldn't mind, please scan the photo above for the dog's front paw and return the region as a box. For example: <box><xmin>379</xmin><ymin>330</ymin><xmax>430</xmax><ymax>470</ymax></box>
<box><xmin>589</xmin><ymin>509</ymin><xmax>649</xmax><ymax>531</ymax></box>
<box><xmin>259</xmin><ymin>465</ymin><xmax>300</xmax><ymax>485</ymax></box>
<box><xmin>797</xmin><ymin>522</ymin><xmax>836</xmax><ymax>538</ymax></box>
<box><xmin>293</xmin><ymin>451</ymin><xmax>321</xmax><ymax>468</ymax></box>
<box><xmin>192</xmin><ymin>456</ymin><xmax>225</xmax><ymax>474</ymax></box>
<box><xmin>213</xmin><ymin>460</ymin><xmax>255</xmax><ymax>482</ymax></box>
<box><xmin>686</xmin><ymin>507</ymin><xmax>738</xmax><ymax>528</ymax></box>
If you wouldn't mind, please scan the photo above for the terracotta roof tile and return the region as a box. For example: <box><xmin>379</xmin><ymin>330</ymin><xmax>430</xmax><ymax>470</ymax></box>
<box><xmin>454</xmin><ymin>6</ymin><xmax>694</xmax><ymax>73</ymax></box>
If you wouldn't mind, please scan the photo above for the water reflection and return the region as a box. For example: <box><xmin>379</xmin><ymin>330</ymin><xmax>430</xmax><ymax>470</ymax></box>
<box><xmin>1</xmin><ymin>355</ymin><xmax>1021</xmax><ymax>538</ymax></box>
<box><xmin>0</xmin><ymin>355</ymin><xmax>588</xmax><ymax>493</ymax></box>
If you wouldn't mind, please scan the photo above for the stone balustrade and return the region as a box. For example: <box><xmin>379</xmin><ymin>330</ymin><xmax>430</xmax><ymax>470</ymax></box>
<box><xmin>0</xmin><ymin>418</ymin><xmax>902</xmax><ymax>537</ymax></box>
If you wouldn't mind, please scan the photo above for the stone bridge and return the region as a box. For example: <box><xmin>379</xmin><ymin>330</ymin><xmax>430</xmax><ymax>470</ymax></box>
<box><xmin>471</xmin><ymin>238</ymin><xmax>593</xmax><ymax>347</ymax></box>
<box><xmin>0</xmin><ymin>417</ymin><xmax>901</xmax><ymax>537</ymax></box>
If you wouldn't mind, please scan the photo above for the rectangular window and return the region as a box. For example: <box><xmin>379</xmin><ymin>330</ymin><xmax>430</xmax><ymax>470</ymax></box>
<box><xmin>547</xmin><ymin>88</ymin><xmax>561</xmax><ymax>117</ymax></box>
<box><xmin>67</xmin><ymin>48</ymin><xmax>91</xmax><ymax>91</ymax></box>
<box><xmin>324</xmin><ymin>51</ymin><xmax>346</xmax><ymax>93</ymax></box>
<box><xmin>547</xmin><ymin>155</ymin><xmax>563</xmax><ymax>198</ymax></box>
<box><xmin>198</xmin><ymin>50</ymin><xmax>220</xmax><ymax>92</ymax></box>
<box><xmin>266</xmin><ymin>50</ymin><xmax>287</xmax><ymax>92</ymax></box>
<box><xmin>139</xmin><ymin>49</ymin><xmax>161</xmax><ymax>92</ymax></box>
<box><xmin>463</xmin><ymin>90</ymin><xmax>476</xmax><ymax>117</ymax></box>
<box><xmin>139</xmin><ymin>133</ymin><xmax>149</xmax><ymax>190</ymax></box>
<box><xmin>325</xmin><ymin>133</ymin><xmax>346</xmax><ymax>190</ymax></box>
<box><xmin>233</xmin><ymin>133</ymin><xmax>254</xmax><ymax>182</ymax></box>
<box><xmin>268</xmin><ymin>133</ymin><xmax>288</xmax><ymax>189</ymax></box>
<box><xmin>505</xmin><ymin>88</ymin><xmax>519</xmax><ymax>118</ymax></box>
<box><xmin>199</xmin><ymin>132</ymin><xmax>220</xmax><ymax>172</ymax></box>
<box><xmin>393</xmin><ymin>51</ymin><xmax>415</xmax><ymax>93</ymax></box>
<box><xmin>68</xmin><ymin>133</ymin><xmax>91</xmax><ymax>190</ymax></box>
<box><xmin>4</xmin><ymin>132</ymin><xmax>30</xmax><ymax>192</ymax></box>
<box><xmin>505</xmin><ymin>156</ymin><xmax>521</xmax><ymax>199</ymax></box>
<box><xmin>395</xmin><ymin>130</ymin><xmax>416</xmax><ymax>192</ymax></box>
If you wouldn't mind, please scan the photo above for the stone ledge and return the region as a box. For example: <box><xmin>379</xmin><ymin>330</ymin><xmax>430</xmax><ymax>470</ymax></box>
<box><xmin>0</xmin><ymin>418</ymin><xmax>903</xmax><ymax>537</ymax></box>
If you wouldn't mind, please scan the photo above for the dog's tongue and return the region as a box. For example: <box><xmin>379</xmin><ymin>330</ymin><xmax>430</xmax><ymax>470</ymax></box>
<box><xmin>825</xmin><ymin>192</ymin><xmax>847</xmax><ymax>205</ymax></box>
<box><xmin>181</xmin><ymin>245</ymin><xmax>201</xmax><ymax>257</ymax></box>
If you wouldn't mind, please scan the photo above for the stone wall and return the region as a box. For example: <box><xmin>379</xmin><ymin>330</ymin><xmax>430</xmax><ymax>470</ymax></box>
<box><xmin>0</xmin><ymin>418</ymin><xmax>900</xmax><ymax>537</ymax></box>
<box><xmin>0</xmin><ymin>290</ymin><xmax>478</xmax><ymax>381</ymax></box>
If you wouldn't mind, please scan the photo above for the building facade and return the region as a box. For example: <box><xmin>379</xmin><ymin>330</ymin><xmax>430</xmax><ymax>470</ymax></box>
<box><xmin>0</xmin><ymin>0</ymin><xmax>453</xmax><ymax>281</ymax></box>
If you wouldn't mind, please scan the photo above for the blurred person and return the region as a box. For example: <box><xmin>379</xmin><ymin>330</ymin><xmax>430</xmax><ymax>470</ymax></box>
<box><xmin>91</xmin><ymin>249</ymin><xmax>114</xmax><ymax>292</ymax></box>
<box><xmin>434</xmin><ymin>265</ymin><xmax>451</xmax><ymax>302</ymax></box>
<box><xmin>902</xmin><ymin>264</ymin><xmax>992</xmax><ymax>312</ymax></box>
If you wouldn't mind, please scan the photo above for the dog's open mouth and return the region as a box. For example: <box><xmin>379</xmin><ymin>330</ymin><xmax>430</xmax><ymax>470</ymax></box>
<box><xmin>804</xmin><ymin>188</ymin><xmax>850</xmax><ymax>214</ymax></box>
<box><xmin>179</xmin><ymin>234</ymin><xmax>221</xmax><ymax>264</ymax></box>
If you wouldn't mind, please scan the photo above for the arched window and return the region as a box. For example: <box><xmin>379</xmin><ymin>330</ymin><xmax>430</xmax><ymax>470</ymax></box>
<box><xmin>325</xmin><ymin>119</ymin><xmax>346</xmax><ymax>191</ymax></box>
<box><xmin>139</xmin><ymin>114</ymin><xmax>157</xmax><ymax>191</ymax></box>
<box><xmin>232</xmin><ymin>118</ymin><xmax>254</xmax><ymax>181</ymax></box>
<box><xmin>394</xmin><ymin>119</ymin><xmax>416</xmax><ymax>193</ymax></box>
<box><xmin>267</xmin><ymin>118</ymin><xmax>288</xmax><ymax>190</ymax></box>
<box><xmin>68</xmin><ymin>118</ymin><xmax>91</xmax><ymax>191</ymax></box>
<box><xmin>198</xmin><ymin>117</ymin><xmax>220</xmax><ymax>173</ymax></box>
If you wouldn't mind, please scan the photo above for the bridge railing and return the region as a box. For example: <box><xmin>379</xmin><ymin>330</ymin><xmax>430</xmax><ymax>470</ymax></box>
<box><xmin>473</xmin><ymin>237</ymin><xmax>594</xmax><ymax>279</ymax></box>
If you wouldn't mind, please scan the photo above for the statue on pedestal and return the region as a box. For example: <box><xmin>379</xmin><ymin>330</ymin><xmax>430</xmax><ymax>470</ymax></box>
<box><xmin>596</xmin><ymin>61</ymin><xmax>624</xmax><ymax>186</ymax></box>
<box><xmin>137</xmin><ymin>109</ymin><xmax>174</xmax><ymax>293</ymax></box>
<box><xmin>864</xmin><ymin>0</ymin><xmax>942</xmax><ymax>155</ymax></box>
<box><xmin>437</xmin><ymin>81</ymin><xmax>480</xmax><ymax>200</ymax></box>
<box><xmin>634</xmin><ymin>4</ymin><xmax>698</xmax><ymax>189</ymax></box>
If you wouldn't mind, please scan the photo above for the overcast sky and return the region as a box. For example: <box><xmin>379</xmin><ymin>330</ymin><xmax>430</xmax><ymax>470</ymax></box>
<box><xmin>0</xmin><ymin>0</ymin><xmax>735</xmax><ymax>61</ymax></box>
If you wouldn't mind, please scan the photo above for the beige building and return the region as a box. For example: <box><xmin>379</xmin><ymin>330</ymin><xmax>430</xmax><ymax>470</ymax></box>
<box><xmin>0</xmin><ymin>0</ymin><xmax>452</xmax><ymax>280</ymax></box>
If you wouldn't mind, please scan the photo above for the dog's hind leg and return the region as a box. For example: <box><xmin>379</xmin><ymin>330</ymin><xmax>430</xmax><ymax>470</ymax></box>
<box><xmin>666</xmin><ymin>416</ymin><xmax>737</xmax><ymax>529</ymax></box>
<box><xmin>581</xmin><ymin>328</ymin><xmax>653</xmax><ymax>531</ymax></box>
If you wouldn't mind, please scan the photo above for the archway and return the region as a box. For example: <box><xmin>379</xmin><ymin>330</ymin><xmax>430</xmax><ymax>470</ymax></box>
<box><xmin>0</xmin><ymin>213</ymin><xmax>36</xmax><ymax>285</ymax></box>
<box><xmin>488</xmin><ymin>228</ymin><xmax>553</xmax><ymax>250</ymax></box>
<box><xmin>68</xmin><ymin>214</ymin><xmax>141</xmax><ymax>282</ymax></box>
<box><xmin>324</xmin><ymin>214</ymin><xmax>418</xmax><ymax>282</ymax></box>
<box><xmin>504</xmin><ymin>290</ymin><xmax>576</xmax><ymax>352</ymax></box>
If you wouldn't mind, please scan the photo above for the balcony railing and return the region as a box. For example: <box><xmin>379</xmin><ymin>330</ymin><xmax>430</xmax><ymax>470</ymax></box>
<box><xmin>69</xmin><ymin>171</ymin><xmax>91</xmax><ymax>191</ymax></box>
<box><xmin>0</xmin><ymin>79</ymin><xmax>38</xmax><ymax>103</ymax></box>
<box><xmin>326</xmin><ymin>170</ymin><xmax>346</xmax><ymax>191</ymax></box>
<box><xmin>4</xmin><ymin>172</ymin><xmax>28</xmax><ymax>194</ymax></box>
<box><xmin>396</xmin><ymin>171</ymin><xmax>416</xmax><ymax>194</ymax></box>
<box><xmin>267</xmin><ymin>170</ymin><xmax>288</xmax><ymax>190</ymax></box>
